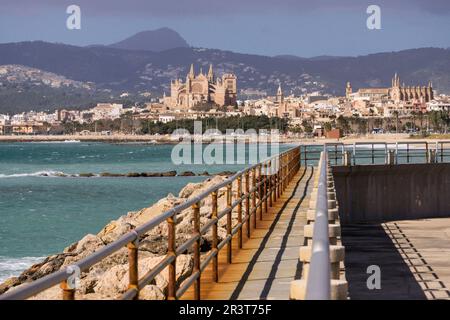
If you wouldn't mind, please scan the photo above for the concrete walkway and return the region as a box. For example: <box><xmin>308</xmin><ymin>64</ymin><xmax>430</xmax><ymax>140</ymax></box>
<box><xmin>342</xmin><ymin>218</ymin><xmax>450</xmax><ymax>300</ymax></box>
<box><xmin>182</xmin><ymin>166</ymin><xmax>315</xmax><ymax>300</ymax></box>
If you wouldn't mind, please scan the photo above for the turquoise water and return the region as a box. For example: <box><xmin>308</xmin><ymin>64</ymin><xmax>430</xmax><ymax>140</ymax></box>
<box><xmin>0</xmin><ymin>142</ymin><xmax>294</xmax><ymax>281</ymax></box>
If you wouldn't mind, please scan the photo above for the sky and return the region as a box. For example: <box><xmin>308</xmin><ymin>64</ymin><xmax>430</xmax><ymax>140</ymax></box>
<box><xmin>0</xmin><ymin>0</ymin><xmax>449</xmax><ymax>57</ymax></box>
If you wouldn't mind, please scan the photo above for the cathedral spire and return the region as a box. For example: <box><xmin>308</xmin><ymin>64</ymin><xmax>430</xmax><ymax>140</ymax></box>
<box><xmin>207</xmin><ymin>64</ymin><xmax>214</xmax><ymax>82</ymax></box>
<box><xmin>276</xmin><ymin>84</ymin><xmax>284</xmax><ymax>104</ymax></box>
<box><xmin>188</xmin><ymin>64</ymin><xmax>195</xmax><ymax>78</ymax></box>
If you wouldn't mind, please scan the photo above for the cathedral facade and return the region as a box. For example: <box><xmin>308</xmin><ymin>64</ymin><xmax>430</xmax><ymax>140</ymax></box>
<box><xmin>346</xmin><ymin>74</ymin><xmax>434</xmax><ymax>103</ymax></box>
<box><xmin>164</xmin><ymin>64</ymin><xmax>237</xmax><ymax>109</ymax></box>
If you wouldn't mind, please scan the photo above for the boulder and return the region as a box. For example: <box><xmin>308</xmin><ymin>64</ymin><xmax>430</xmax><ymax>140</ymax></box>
<box><xmin>161</xmin><ymin>171</ymin><xmax>177</xmax><ymax>177</ymax></box>
<box><xmin>63</xmin><ymin>234</ymin><xmax>105</xmax><ymax>266</ymax></box>
<box><xmin>133</xmin><ymin>193</ymin><xmax>184</xmax><ymax>226</ymax></box>
<box><xmin>139</xmin><ymin>285</ymin><xmax>165</xmax><ymax>300</ymax></box>
<box><xmin>93</xmin><ymin>254</ymin><xmax>192</xmax><ymax>299</ymax></box>
<box><xmin>79</xmin><ymin>173</ymin><xmax>95</xmax><ymax>177</ymax></box>
<box><xmin>126</xmin><ymin>172</ymin><xmax>142</xmax><ymax>177</ymax></box>
<box><xmin>178</xmin><ymin>171</ymin><xmax>196</xmax><ymax>177</ymax></box>
<box><xmin>97</xmin><ymin>217</ymin><xmax>135</xmax><ymax>244</ymax></box>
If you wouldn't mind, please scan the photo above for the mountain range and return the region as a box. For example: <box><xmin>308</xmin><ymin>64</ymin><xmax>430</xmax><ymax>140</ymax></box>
<box><xmin>0</xmin><ymin>28</ymin><xmax>449</xmax><ymax>113</ymax></box>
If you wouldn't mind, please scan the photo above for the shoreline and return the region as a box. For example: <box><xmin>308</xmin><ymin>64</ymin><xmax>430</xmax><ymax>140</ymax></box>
<box><xmin>0</xmin><ymin>173</ymin><xmax>235</xmax><ymax>299</ymax></box>
<box><xmin>0</xmin><ymin>133</ymin><xmax>449</xmax><ymax>144</ymax></box>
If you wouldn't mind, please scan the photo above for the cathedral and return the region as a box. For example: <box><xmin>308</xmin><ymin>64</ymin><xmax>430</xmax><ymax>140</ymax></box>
<box><xmin>346</xmin><ymin>73</ymin><xmax>434</xmax><ymax>103</ymax></box>
<box><xmin>164</xmin><ymin>64</ymin><xmax>237</xmax><ymax>109</ymax></box>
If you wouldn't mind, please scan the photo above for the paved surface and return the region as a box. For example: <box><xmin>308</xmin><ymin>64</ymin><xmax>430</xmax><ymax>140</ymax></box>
<box><xmin>342</xmin><ymin>218</ymin><xmax>450</xmax><ymax>300</ymax></box>
<box><xmin>182</xmin><ymin>166</ymin><xmax>315</xmax><ymax>300</ymax></box>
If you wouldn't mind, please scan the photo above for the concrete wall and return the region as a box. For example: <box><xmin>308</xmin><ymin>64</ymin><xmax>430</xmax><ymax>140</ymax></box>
<box><xmin>333</xmin><ymin>163</ymin><xmax>450</xmax><ymax>224</ymax></box>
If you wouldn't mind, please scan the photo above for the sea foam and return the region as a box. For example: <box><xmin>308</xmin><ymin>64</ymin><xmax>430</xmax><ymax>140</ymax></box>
<box><xmin>0</xmin><ymin>256</ymin><xmax>45</xmax><ymax>283</ymax></box>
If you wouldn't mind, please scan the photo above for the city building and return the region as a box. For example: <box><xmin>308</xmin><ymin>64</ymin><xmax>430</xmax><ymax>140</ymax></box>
<box><xmin>164</xmin><ymin>64</ymin><xmax>237</xmax><ymax>110</ymax></box>
<box><xmin>346</xmin><ymin>74</ymin><xmax>434</xmax><ymax>103</ymax></box>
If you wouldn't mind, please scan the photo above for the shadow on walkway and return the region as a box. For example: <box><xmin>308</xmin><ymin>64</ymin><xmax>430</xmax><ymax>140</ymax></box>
<box><xmin>341</xmin><ymin>223</ymin><xmax>427</xmax><ymax>300</ymax></box>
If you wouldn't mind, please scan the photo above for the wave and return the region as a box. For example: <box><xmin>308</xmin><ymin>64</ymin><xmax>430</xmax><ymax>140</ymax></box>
<box><xmin>0</xmin><ymin>171</ymin><xmax>80</xmax><ymax>178</ymax></box>
<box><xmin>27</xmin><ymin>140</ymin><xmax>81</xmax><ymax>144</ymax></box>
<box><xmin>0</xmin><ymin>256</ymin><xmax>45</xmax><ymax>283</ymax></box>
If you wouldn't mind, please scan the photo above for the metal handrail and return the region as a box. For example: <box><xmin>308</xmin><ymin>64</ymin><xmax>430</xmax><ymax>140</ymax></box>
<box><xmin>0</xmin><ymin>145</ymin><xmax>302</xmax><ymax>300</ymax></box>
<box><xmin>305</xmin><ymin>151</ymin><xmax>331</xmax><ymax>300</ymax></box>
<box><xmin>300</xmin><ymin>140</ymin><xmax>450</xmax><ymax>166</ymax></box>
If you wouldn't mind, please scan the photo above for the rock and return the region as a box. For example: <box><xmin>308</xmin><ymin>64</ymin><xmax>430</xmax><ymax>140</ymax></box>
<box><xmin>126</xmin><ymin>172</ymin><xmax>142</xmax><ymax>177</ymax></box>
<box><xmin>161</xmin><ymin>171</ymin><xmax>177</xmax><ymax>177</ymax></box>
<box><xmin>97</xmin><ymin>218</ymin><xmax>135</xmax><ymax>244</ymax></box>
<box><xmin>79</xmin><ymin>173</ymin><xmax>95</xmax><ymax>177</ymax></box>
<box><xmin>139</xmin><ymin>285</ymin><xmax>165</xmax><ymax>300</ymax></box>
<box><xmin>63</xmin><ymin>234</ymin><xmax>105</xmax><ymax>266</ymax></box>
<box><xmin>93</xmin><ymin>254</ymin><xmax>193</xmax><ymax>299</ymax></box>
<box><xmin>133</xmin><ymin>193</ymin><xmax>184</xmax><ymax>226</ymax></box>
<box><xmin>93</xmin><ymin>264</ymin><xmax>128</xmax><ymax>297</ymax></box>
<box><xmin>178</xmin><ymin>171</ymin><xmax>196</xmax><ymax>177</ymax></box>
<box><xmin>28</xmin><ymin>284</ymin><xmax>61</xmax><ymax>300</ymax></box>
<box><xmin>139</xmin><ymin>235</ymin><xmax>168</xmax><ymax>255</ymax></box>
<box><xmin>199</xmin><ymin>171</ymin><xmax>210</xmax><ymax>176</ymax></box>
<box><xmin>100</xmin><ymin>172</ymin><xmax>124</xmax><ymax>177</ymax></box>
<box><xmin>0</xmin><ymin>277</ymin><xmax>20</xmax><ymax>295</ymax></box>
<box><xmin>178</xmin><ymin>175</ymin><xmax>226</xmax><ymax>199</ymax></box>
<box><xmin>55</xmin><ymin>173</ymin><xmax>68</xmax><ymax>177</ymax></box>
<box><xmin>217</xmin><ymin>171</ymin><xmax>235</xmax><ymax>176</ymax></box>
<box><xmin>142</xmin><ymin>172</ymin><xmax>162</xmax><ymax>177</ymax></box>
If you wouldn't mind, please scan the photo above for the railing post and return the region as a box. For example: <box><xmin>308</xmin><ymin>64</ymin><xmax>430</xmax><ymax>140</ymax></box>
<box><xmin>387</xmin><ymin>150</ymin><xmax>396</xmax><ymax>165</ymax></box>
<box><xmin>263</xmin><ymin>163</ymin><xmax>268</xmax><ymax>214</ymax></box>
<box><xmin>276</xmin><ymin>157</ymin><xmax>280</xmax><ymax>200</ymax></box>
<box><xmin>245</xmin><ymin>171</ymin><xmax>250</xmax><ymax>238</ymax></box>
<box><xmin>211</xmin><ymin>191</ymin><xmax>218</xmax><ymax>282</ymax></box>
<box><xmin>268</xmin><ymin>161</ymin><xmax>273</xmax><ymax>208</ymax></box>
<box><xmin>237</xmin><ymin>176</ymin><xmax>243</xmax><ymax>248</ymax></box>
<box><xmin>127</xmin><ymin>238</ymin><xmax>139</xmax><ymax>300</ymax></box>
<box><xmin>258</xmin><ymin>164</ymin><xmax>263</xmax><ymax>220</ymax></box>
<box><xmin>252</xmin><ymin>167</ymin><xmax>257</xmax><ymax>230</ymax></box>
<box><xmin>343</xmin><ymin>151</ymin><xmax>351</xmax><ymax>166</ymax></box>
<box><xmin>226</xmin><ymin>184</ymin><xmax>232</xmax><ymax>264</ymax></box>
<box><xmin>167</xmin><ymin>214</ymin><xmax>177</xmax><ymax>299</ymax></box>
<box><xmin>60</xmin><ymin>280</ymin><xmax>75</xmax><ymax>300</ymax></box>
<box><xmin>192</xmin><ymin>202</ymin><xmax>201</xmax><ymax>300</ymax></box>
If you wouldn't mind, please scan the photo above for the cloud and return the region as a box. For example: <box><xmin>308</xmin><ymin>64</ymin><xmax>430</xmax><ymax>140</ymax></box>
<box><xmin>1</xmin><ymin>0</ymin><xmax>450</xmax><ymax>17</ymax></box>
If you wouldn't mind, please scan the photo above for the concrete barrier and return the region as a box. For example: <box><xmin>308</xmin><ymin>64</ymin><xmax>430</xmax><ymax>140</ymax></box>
<box><xmin>333</xmin><ymin>163</ymin><xmax>450</xmax><ymax>224</ymax></box>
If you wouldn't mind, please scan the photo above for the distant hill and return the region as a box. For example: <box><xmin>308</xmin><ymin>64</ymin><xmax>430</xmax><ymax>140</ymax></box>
<box><xmin>109</xmin><ymin>28</ymin><xmax>189</xmax><ymax>52</ymax></box>
<box><xmin>0</xmin><ymin>38</ymin><xmax>449</xmax><ymax>113</ymax></box>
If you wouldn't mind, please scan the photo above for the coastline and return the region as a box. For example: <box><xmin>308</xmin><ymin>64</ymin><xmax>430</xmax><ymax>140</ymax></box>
<box><xmin>0</xmin><ymin>173</ymin><xmax>237</xmax><ymax>299</ymax></box>
<box><xmin>0</xmin><ymin>133</ymin><xmax>448</xmax><ymax>144</ymax></box>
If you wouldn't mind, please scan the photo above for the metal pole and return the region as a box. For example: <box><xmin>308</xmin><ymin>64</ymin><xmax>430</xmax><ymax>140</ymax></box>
<box><xmin>127</xmin><ymin>240</ymin><xmax>139</xmax><ymax>300</ymax></box>
<box><xmin>237</xmin><ymin>176</ymin><xmax>243</xmax><ymax>248</ymax></box>
<box><xmin>245</xmin><ymin>171</ymin><xmax>250</xmax><ymax>238</ymax></box>
<box><xmin>192</xmin><ymin>202</ymin><xmax>201</xmax><ymax>300</ymax></box>
<box><xmin>167</xmin><ymin>215</ymin><xmax>177</xmax><ymax>299</ymax></box>
<box><xmin>226</xmin><ymin>184</ymin><xmax>232</xmax><ymax>264</ymax></box>
<box><xmin>211</xmin><ymin>192</ymin><xmax>218</xmax><ymax>282</ymax></box>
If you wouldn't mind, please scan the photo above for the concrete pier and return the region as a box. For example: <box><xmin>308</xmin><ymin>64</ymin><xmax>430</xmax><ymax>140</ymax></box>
<box><xmin>342</xmin><ymin>218</ymin><xmax>450</xmax><ymax>300</ymax></box>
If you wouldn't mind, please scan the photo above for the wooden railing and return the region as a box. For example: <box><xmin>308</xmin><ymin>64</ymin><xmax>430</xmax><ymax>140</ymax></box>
<box><xmin>0</xmin><ymin>146</ymin><xmax>301</xmax><ymax>300</ymax></box>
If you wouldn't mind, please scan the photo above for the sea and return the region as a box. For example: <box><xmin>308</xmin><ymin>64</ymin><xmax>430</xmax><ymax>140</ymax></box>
<box><xmin>0</xmin><ymin>141</ymin><xmax>295</xmax><ymax>282</ymax></box>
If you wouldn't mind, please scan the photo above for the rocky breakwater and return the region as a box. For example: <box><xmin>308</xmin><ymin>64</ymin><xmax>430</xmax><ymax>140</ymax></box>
<box><xmin>0</xmin><ymin>173</ymin><xmax>253</xmax><ymax>300</ymax></box>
